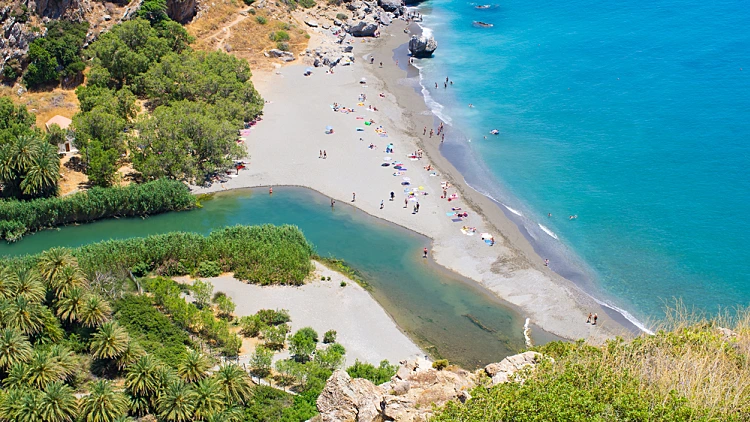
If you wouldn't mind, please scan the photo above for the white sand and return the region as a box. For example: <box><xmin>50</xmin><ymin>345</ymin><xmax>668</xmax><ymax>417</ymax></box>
<box><xmin>204</xmin><ymin>262</ymin><xmax>423</xmax><ymax>366</ymax></box>
<box><xmin>194</xmin><ymin>23</ymin><xmax>633</xmax><ymax>344</ymax></box>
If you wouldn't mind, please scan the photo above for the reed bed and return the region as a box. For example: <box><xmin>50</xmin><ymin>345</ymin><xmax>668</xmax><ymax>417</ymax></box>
<box><xmin>2</xmin><ymin>225</ymin><xmax>315</xmax><ymax>286</ymax></box>
<box><xmin>0</xmin><ymin>179</ymin><xmax>197</xmax><ymax>242</ymax></box>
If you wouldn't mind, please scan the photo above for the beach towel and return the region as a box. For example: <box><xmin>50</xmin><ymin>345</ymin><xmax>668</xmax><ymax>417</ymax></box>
<box><xmin>356</xmin><ymin>116</ymin><xmax>364</xmax><ymax>120</ymax></box>
<box><xmin>446</xmin><ymin>212</ymin><xmax>456</xmax><ymax>216</ymax></box>
<box><xmin>452</xmin><ymin>218</ymin><xmax>464</xmax><ymax>223</ymax></box>
<box><xmin>461</xmin><ymin>228</ymin><xmax>476</xmax><ymax>236</ymax></box>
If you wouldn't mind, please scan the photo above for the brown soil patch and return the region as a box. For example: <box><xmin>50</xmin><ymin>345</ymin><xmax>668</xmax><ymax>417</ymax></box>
<box><xmin>0</xmin><ymin>85</ymin><xmax>79</xmax><ymax>130</ymax></box>
<box><xmin>59</xmin><ymin>154</ymin><xmax>89</xmax><ymax>196</ymax></box>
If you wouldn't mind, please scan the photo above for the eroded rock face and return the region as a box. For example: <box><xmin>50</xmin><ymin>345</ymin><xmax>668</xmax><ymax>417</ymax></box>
<box><xmin>318</xmin><ymin>353</ymin><xmax>544</xmax><ymax>421</ymax></box>
<box><xmin>408</xmin><ymin>34</ymin><xmax>437</xmax><ymax>58</ymax></box>
<box><xmin>377</xmin><ymin>0</ymin><xmax>402</xmax><ymax>14</ymax></box>
<box><xmin>166</xmin><ymin>0</ymin><xmax>197</xmax><ymax>24</ymax></box>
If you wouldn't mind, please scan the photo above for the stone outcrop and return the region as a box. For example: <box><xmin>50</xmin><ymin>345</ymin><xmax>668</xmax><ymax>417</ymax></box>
<box><xmin>347</xmin><ymin>19</ymin><xmax>378</xmax><ymax>37</ymax></box>
<box><xmin>166</xmin><ymin>0</ymin><xmax>197</xmax><ymax>24</ymax></box>
<box><xmin>408</xmin><ymin>34</ymin><xmax>437</xmax><ymax>58</ymax></box>
<box><xmin>377</xmin><ymin>0</ymin><xmax>403</xmax><ymax>15</ymax></box>
<box><xmin>317</xmin><ymin>353</ymin><xmax>544</xmax><ymax>421</ymax></box>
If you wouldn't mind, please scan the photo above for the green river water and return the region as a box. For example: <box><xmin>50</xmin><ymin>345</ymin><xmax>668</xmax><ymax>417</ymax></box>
<box><xmin>0</xmin><ymin>187</ymin><xmax>554</xmax><ymax>368</ymax></box>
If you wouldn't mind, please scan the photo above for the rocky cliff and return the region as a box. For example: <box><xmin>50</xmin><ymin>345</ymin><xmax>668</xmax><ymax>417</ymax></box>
<box><xmin>316</xmin><ymin>352</ymin><xmax>543</xmax><ymax>422</ymax></box>
<box><xmin>166</xmin><ymin>0</ymin><xmax>197</xmax><ymax>24</ymax></box>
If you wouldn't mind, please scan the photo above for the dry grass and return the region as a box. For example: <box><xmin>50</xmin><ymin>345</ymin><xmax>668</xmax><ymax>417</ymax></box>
<box><xmin>0</xmin><ymin>85</ymin><xmax>79</xmax><ymax>130</ymax></box>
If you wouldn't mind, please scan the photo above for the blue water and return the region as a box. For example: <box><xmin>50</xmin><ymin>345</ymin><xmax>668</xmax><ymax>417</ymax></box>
<box><xmin>413</xmin><ymin>0</ymin><xmax>750</xmax><ymax>324</ymax></box>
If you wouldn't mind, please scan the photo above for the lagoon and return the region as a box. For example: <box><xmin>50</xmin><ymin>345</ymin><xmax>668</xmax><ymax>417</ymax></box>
<box><xmin>0</xmin><ymin>187</ymin><xmax>550</xmax><ymax>368</ymax></box>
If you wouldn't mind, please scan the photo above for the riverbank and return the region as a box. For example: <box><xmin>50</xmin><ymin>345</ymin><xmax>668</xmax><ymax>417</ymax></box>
<box><xmin>193</xmin><ymin>20</ymin><xmax>633</xmax><ymax>343</ymax></box>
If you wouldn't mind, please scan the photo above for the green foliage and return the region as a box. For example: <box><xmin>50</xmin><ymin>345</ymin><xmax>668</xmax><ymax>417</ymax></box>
<box><xmin>298</xmin><ymin>0</ymin><xmax>316</xmax><ymax>8</ymax></box>
<box><xmin>215</xmin><ymin>294</ymin><xmax>235</xmax><ymax>318</ymax></box>
<box><xmin>336</xmin><ymin>13</ymin><xmax>348</xmax><ymax>21</ymax></box>
<box><xmin>0</xmin><ymin>132</ymin><xmax>60</xmax><ymax>200</ymax></box>
<box><xmin>432</xmin><ymin>359</ymin><xmax>449</xmax><ymax>370</ymax></box>
<box><xmin>256</xmin><ymin>308</ymin><xmax>292</xmax><ymax>325</ymax></box>
<box><xmin>289</xmin><ymin>327</ymin><xmax>317</xmax><ymax>362</ymax></box>
<box><xmin>137</xmin><ymin>0</ymin><xmax>168</xmax><ymax>24</ymax></box>
<box><xmin>314</xmin><ymin>343</ymin><xmax>345</xmax><ymax>371</ymax></box>
<box><xmin>114</xmin><ymin>295</ymin><xmax>191</xmax><ymax>367</ymax></box>
<box><xmin>191</xmin><ymin>279</ymin><xmax>214</xmax><ymax>308</ymax></box>
<box><xmin>323</xmin><ymin>329</ymin><xmax>336</xmax><ymax>344</ymax></box>
<box><xmin>249</xmin><ymin>346</ymin><xmax>273</xmax><ymax>378</ymax></box>
<box><xmin>256</xmin><ymin>15</ymin><xmax>267</xmax><ymax>24</ymax></box>
<box><xmin>340</xmin><ymin>281</ymin><xmax>346</xmax><ymax>287</ymax></box>
<box><xmin>23</xmin><ymin>20</ymin><xmax>89</xmax><ymax>88</ymax></box>
<box><xmin>197</xmin><ymin>261</ymin><xmax>221</xmax><ymax>278</ymax></box>
<box><xmin>261</xmin><ymin>323</ymin><xmax>289</xmax><ymax>350</ymax></box>
<box><xmin>269</xmin><ymin>30</ymin><xmax>290</xmax><ymax>42</ymax></box>
<box><xmin>239</xmin><ymin>315</ymin><xmax>263</xmax><ymax>337</ymax></box>
<box><xmin>2</xmin><ymin>59</ymin><xmax>22</xmax><ymax>81</ymax></box>
<box><xmin>346</xmin><ymin>359</ymin><xmax>398</xmax><ymax>385</ymax></box>
<box><xmin>0</xmin><ymin>179</ymin><xmax>197</xmax><ymax>241</ymax></box>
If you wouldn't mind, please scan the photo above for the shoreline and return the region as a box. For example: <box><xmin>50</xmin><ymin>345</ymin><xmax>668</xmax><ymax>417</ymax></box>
<box><xmin>194</xmin><ymin>19</ymin><xmax>636</xmax><ymax>344</ymax></box>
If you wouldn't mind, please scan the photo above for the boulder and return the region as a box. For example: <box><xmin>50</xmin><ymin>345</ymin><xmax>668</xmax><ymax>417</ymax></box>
<box><xmin>484</xmin><ymin>351</ymin><xmax>542</xmax><ymax>385</ymax></box>
<box><xmin>378</xmin><ymin>0</ymin><xmax>403</xmax><ymax>14</ymax></box>
<box><xmin>316</xmin><ymin>370</ymin><xmax>384</xmax><ymax>422</ymax></box>
<box><xmin>378</xmin><ymin>12</ymin><xmax>392</xmax><ymax>26</ymax></box>
<box><xmin>305</xmin><ymin>19</ymin><xmax>319</xmax><ymax>27</ymax></box>
<box><xmin>347</xmin><ymin>20</ymin><xmax>379</xmax><ymax>37</ymax></box>
<box><xmin>408</xmin><ymin>35</ymin><xmax>437</xmax><ymax>58</ymax></box>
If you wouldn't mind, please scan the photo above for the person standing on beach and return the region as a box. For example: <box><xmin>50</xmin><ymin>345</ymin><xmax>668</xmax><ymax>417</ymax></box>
<box><xmin>404</xmin><ymin>198</ymin><xmax>408</xmax><ymax>208</ymax></box>
<box><xmin>586</xmin><ymin>313</ymin><xmax>592</xmax><ymax>323</ymax></box>
<box><xmin>593</xmin><ymin>314</ymin><xmax>598</xmax><ymax>325</ymax></box>
<box><xmin>319</xmin><ymin>150</ymin><xmax>322</xmax><ymax>158</ymax></box>
<box><xmin>429</xmin><ymin>129</ymin><xmax>433</xmax><ymax>138</ymax></box>
<box><xmin>352</xmin><ymin>192</ymin><xmax>356</xmax><ymax>202</ymax></box>
<box><xmin>323</xmin><ymin>150</ymin><xmax>327</xmax><ymax>159</ymax></box>
<box><xmin>380</xmin><ymin>200</ymin><xmax>384</xmax><ymax>209</ymax></box>
<box><xmin>380</xmin><ymin>61</ymin><xmax>383</xmax><ymax>67</ymax></box>
<box><xmin>423</xmin><ymin>247</ymin><xmax>428</xmax><ymax>258</ymax></box>
<box><xmin>371</xmin><ymin>57</ymin><xmax>375</xmax><ymax>64</ymax></box>
<box><xmin>441</xmin><ymin>133</ymin><xmax>445</xmax><ymax>143</ymax></box>
<box><xmin>416</xmin><ymin>203</ymin><xmax>420</xmax><ymax>212</ymax></box>
<box><xmin>390</xmin><ymin>191</ymin><xmax>395</xmax><ymax>201</ymax></box>
<box><xmin>423</xmin><ymin>126</ymin><xmax>427</xmax><ymax>135</ymax></box>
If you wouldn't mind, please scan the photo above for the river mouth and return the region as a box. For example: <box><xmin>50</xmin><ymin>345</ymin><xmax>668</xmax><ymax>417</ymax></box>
<box><xmin>0</xmin><ymin>186</ymin><xmax>562</xmax><ymax>368</ymax></box>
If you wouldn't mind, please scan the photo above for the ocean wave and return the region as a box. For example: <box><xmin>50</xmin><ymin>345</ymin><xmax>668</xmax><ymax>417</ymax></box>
<box><xmin>537</xmin><ymin>223</ymin><xmax>559</xmax><ymax>240</ymax></box>
<box><xmin>596</xmin><ymin>301</ymin><xmax>654</xmax><ymax>335</ymax></box>
<box><xmin>415</xmin><ymin>67</ymin><xmax>453</xmax><ymax>125</ymax></box>
<box><xmin>503</xmin><ymin>205</ymin><xmax>523</xmax><ymax>217</ymax></box>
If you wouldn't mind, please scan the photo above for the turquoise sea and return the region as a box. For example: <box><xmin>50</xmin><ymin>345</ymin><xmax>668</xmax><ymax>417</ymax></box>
<box><xmin>412</xmin><ymin>0</ymin><xmax>750</xmax><ymax>326</ymax></box>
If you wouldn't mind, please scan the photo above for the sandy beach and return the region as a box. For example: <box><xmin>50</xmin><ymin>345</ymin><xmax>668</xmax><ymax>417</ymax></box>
<box><xmin>198</xmin><ymin>262</ymin><xmax>424</xmax><ymax>366</ymax></box>
<box><xmin>194</xmin><ymin>18</ymin><xmax>634</xmax><ymax>345</ymax></box>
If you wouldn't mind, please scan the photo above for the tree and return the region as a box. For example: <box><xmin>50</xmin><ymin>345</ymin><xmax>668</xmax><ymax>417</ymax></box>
<box><xmin>249</xmin><ymin>346</ymin><xmax>273</xmax><ymax>379</ymax></box>
<box><xmin>79</xmin><ymin>294</ymin><xmax>112</xmax><ymax>327</ymax></box>
<box><xmin>37</xmin><ymin>247</ymin><xmax>76</xmax><ymax>286</ymax></box>
<box><xmin>0</xmin><ymin>328</ymin><xmax>33</xmax><ymax>370</ymax></box>
<box><xmin>261</xmin><ymin>323</ymin><xmax>289</xmax><ymax>351</ymax></box>
<box><xmin>346</xmin><ymin>359</ymin><xmax>399</xmax><ymax>385</ymax></box>
<box><xmin>214</xmin><ymin>364</ymin><xmax>252</xmax><ymax>404</ymax></box>
<box><xmin>323</xmin><ymin>329</ymin><xmax>337</xmax><ymax>344</ymax></box>
<box><xmin>177</xmin><ymin>349</ymin><xmax>211</xmax><ymax>383</ymax></box>
<box><xmin>86</xmin><ymin>140</ymin><xmax>120</xmax><ymax>187</ymax></box>
<box><xmin>289</xmin><ymin>327</ymin><xmax>318</xmax><ymax>362</ymax></box>
<box><xmin>191</xmin><ymin>280</ymin><xmax>213</xmax><ymax>308</ymax></box>
<box><xmin>7</xmin><ymin>266</ymin><xmax>45</xmax><ymax>302</ymax></box>
<box><xmin>215</xmin><ymin>294</ymin><xmax>235</xmax><ymax>319</ymax></box>
<box><xmin>0</xmin><ymin>133</ymin><xmax>60</xmax><ymax>199</ymax></box>
<box><xmin>23</xmin><ymin>41</ymin><xmax>59</xmax><ymax>87</ymax></box>
<box><xmin>39</xmin><ymin>381</ymin><xmax>78</xmax><ymax>422</ymax></box>
<box><xmin>90</xmin><ymin>321</ymin><xmax>130</xmax><ymax>359</ymax></box>
<box><xmin>47</xmin><ymin>265</ymin><xmax>85</xmax><ymax>302</ymax></box>
<box><xmin>314</xmin><ymin>343</ymin><xmax>346</xmax><ymax>371</ymax></box>
<box><xmin>138</xmin><ymin>0</ymin><xmax>168</xmax><ymax>24</ymax></box>
<box><xmin>193</xmin><ymin>377</ymin><xmax>224</xmax><ymax>420</ymax></box>
<box><xmin>21</xmin><ymin>141</ymin><xmax>60</xmax><ymax>197</ymax></box>
<box><xmin>56</xmin><ymin>287</ymin><xmax>85</xmax><ymax>323</ymax></box>
<box><xmin>157</xmin><ymin>381</ymin><xmax>197</xmax><ymax>422</ymax></box>
<box><xmin>45</xmin><ymin>123</ymin><xmax>67</xmax><ymax>147</ymax></box>
<box><xmin>80</xmin><ymin>380</ymin><xmax>129</xmax><ymax>422</ymax></box>
<box><xmin>4</xmin><ymin>296</ymin><xmax>46</xmax><ymax>335</ymax></box>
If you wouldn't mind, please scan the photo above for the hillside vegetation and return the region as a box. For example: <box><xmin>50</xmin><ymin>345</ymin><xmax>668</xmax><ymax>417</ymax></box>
<box><xmin>432</xmin><ymin>306</ymin><xmax>750</xmax><ymax>421</ymax></box>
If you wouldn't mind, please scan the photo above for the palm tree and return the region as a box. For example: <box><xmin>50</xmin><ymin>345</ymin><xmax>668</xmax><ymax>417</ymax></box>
<box><xmin>0</xmin><ymin>327</ymin><xmax>33</xmax><ymax>370</ymax></box>
<box><xmin>49</xmin><ymin>265</ymin><xmax>85</xmax><ymax>301</ymax></box>
<box><xmin>115</xmin><ymin>340</ymin><xmax>144</xmax><ymax>371</ymax></box>
<box><xmin>0</xmin><ymin>144</ymin><xmax>16</xmax><ymax>186</ymax></box>
<box><xmin>37</xmin><ymin>248</ymin><xmax>76</xmax><ymax>286</ymax></box>
<box><xmin>125</xmin><ymin>354</ymin><xmax>160</xmax><ymax>398</ymax></box>
<box><xmin>25</xmin><ymin>349</ymin><xmax>65</xmax><ymax>388</ymax></box>
<box><xmin>56</xmin><ymin>287</ymin><xmax>85</xmax><ymax>323</ymax></box>
<box><xmin>0</xmin><ymin>268</ymin><xmax>14</xmax><ymax>299</ymax></box>
<box><xmin>3</xmin><ymin>363</ymin><xmax>30</xmax><ymax>389</ymax></box>
<box><xmin>156</xmin><ymin>381</ymin><xmax>197</xmax><ymax>422</ymax></box>
<box><xmin>7</xmin><ymin>266</ymin><xmax>45</xmax><ymax>302</ymax></box>
<box><xmin>214</xmin><ymin>364</ymin><xmax>252</xmax><ymax>405</ymax></box>
<box><xmin>46</xmin><ymin>345</ymin><xmax>78</xmax><ymax>381</ymax></box>
<box><xmin>4</xmin><ymin>296</ymin><xmax>45</xmax><ymax>335</ymax></box>
<box><xmin>90</xmin><ymin>321</ymin><xmax>130</xmax><ymax>360</ymax></box>
<box><xmin>21</xmin><ymin>141</ymin><xmax>60</xmax><ymax>198</ymax></box>
<box><xmin>79</xmin><ymin>380</ymin><xmax>129</xmax><ymax>422</ymax></box>
<box><xmin>12</xmin><ymin>388</ymin><xmax>43</xmax><ymax>422</ymax></box>
<box><xmin>79</xmin><ymin>294</ymin><xmax>111</xmax><ymax>328</ymax></box>
<box><xmin>193</xmin><ymin>377</ymin><xmax>225</xmax><ymax>421</ymax></box>
<box><xmin>0</xmin><ymin>387</ymin><xmax>26</xmax><ymax>420</ymax></box>
<box><xmin>177</xmin><ymin>349</ymin><xmax>212</xmax><ymax>383</ymax></box>
<box><xmin>12</xmin><ymin>134</ymin><xmax>38</xmax><ymax>175</ymax></box>
<box><xmin>39</xmin><ymin>381</ymin><xmax>77</xmax><ymax>422</ymax></box>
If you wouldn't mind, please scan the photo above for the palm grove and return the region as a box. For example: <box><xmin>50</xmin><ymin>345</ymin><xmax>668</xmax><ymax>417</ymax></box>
<box><xmin>1</xmin><ymin>8</ymin><xmax>262</xmax><ymax>199</ymax></box>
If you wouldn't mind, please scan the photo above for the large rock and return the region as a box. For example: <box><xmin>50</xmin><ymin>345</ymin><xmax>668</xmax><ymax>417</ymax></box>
<box><xmin>317</xmin><ymin>371</ymin><xmax>385</xmax><ymax>422</ymax></box>
<box><xmin>347</xmin><ymin>20</ymin><xmax>378</xmax><ymax>37</ymax></box>
<box><xmin>484</xmin><ymin>351</ymin><xmax>543</xmax><ymax>385</ymax></box>
<box><xmin>408</xmin><ymin>35</ymin><xmax>437</xmax><ymax>58</ymax></box>
<box><xmin>378</xmin><ymin>0</ymin><xmax>403</xmax><ymax>13</ymax></box>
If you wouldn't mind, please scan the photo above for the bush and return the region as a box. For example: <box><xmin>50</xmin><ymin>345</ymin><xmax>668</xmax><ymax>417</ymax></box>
<box><xmin>239</xmin><ymin>315</ymin><xmax>264</xmax><ymax>337</ymax></box>
<box><xmin>197</xmin><ymin>260</ymin><xmax>221</xmax><ymax>277</ymax></box>
<box><xmin>0</xmin><ymin>179</ymin><xmax>197</xmax><ymax>242</ymax></box>
<box><xmin>315</xmin><ymin>343</ymin><xmax>346</xmax><ymax>370</ymax></box>
<box><xmin>256</xmin><ymin>15</ymin><xmax>267</xmax><ymax>24</ymax></box>
<box><xmin>269</xmin><ymin>30</ymin><xmax>290</xmax><ymax>42</ymax></box>
<box><xmin>243</xmin><ymin>0</ymin><xmax>256</xmax><ymax>4</ymax></box>
<box><xmin>276</xmin><ymin>42</ymin><xmax>290</xmax><ymax>51</ymax></box>
<box><xmin>249</xmin><ymin>8</ymin><xmax>256</xmax><ymax>14</ymax></box>
<box><xmin>277</xmin><ymin>22</ymin><xmax>291</xmax><ymax>30</ymax></box>
<box><xmin>336</xmin><ymin>13</ymin><xmax>348</xmax><ymax>21</ymax></box>
<box><xmin>250</xmin><ymin>346</ymin><xmax>273</xmax><ymax>378</ymax></box>
<box><xmin>299</xmin><ymin>0</ymin><xmax>316</xmax><ymax>8</ymax></box>
<box><xmin>256</xmin><ymin>309</ymin><xmax>292</xmax><ymax>326</ymax></box>
<box><xmin>346</xmin><ymin>360</ymin><xmax>398</xmax><ymax>385</ymax></box>
<box><xmin>323</xmin><ymin>330</ymin><xmax>337</xmax><ymax>344</ymax></box>
<box><xmin>340</xmin><ymin>281</ymin><xmax>347</xmax><ymax>287</ymax></box>
<box><xmin>290</xmin><ymin>327</ymin><xmax>318</xmax><ymax>362</ymax></box>
<box><xmin>432</xmin><ymin>359</ymin><xmax>449</xmax><ymax>370</ymax></box>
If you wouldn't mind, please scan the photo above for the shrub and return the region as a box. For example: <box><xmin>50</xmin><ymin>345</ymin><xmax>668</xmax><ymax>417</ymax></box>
<box><xmin>0</xmin><ymin>179</ymin><xmax>197</xmax><ymax>242</ymax></box>
<box><xmin>323</xmin><ymin>330</ymin><xmax>337</xmax><ymax>343</ymax></box>
<box><xmin>239</xmin><ymin>315</ymin><xmax>264</xmax><ymax>337</ymax></box>
<box><xmin>346</xmin><ymin>360</ymin><xmax>398</xmax><ymax>385</ymax></box>
<box><xmin>243</xmin><ymin>0</ymin><xmax>255</xmax><ymax>4</ymax></box>
<box><xmin>315</xmin><ymin>343</ymin><xmax>346</xmax><ymax>370</ymax></box>
<box><xmin>336</xmin><ymin>13</ymin><xmax>348</xmax><ymax>21</ymax></box>
<box><xmin>249</xmin><ymin>8</ymin><xmax>256</xmax><ymax>14</ymax></box>
<box><xmin>299</xmin><ymin>0</ymin><xmax>316</xmax><ymax>8</ymax></box>
<box><xmin>256</xmin><ymin>15</ymin><xmax>267</xmax><ymax>24</ymax></box>
<box><xmin>197</xmin><ymin>261</ymin><xmax>221</xmax><ymax>277</ymax></box>
<box><xmin>276</xmin><ymin>42</ymin><xmax>290</xmax><ymax>51</ymax></box>
<box><xmin>326</xmin><ymin>276</ymin><xmax>331</xmax><ymax>281</ymax></box>
<box><xmin>269</xmin><ymin>30</ymin><xmax>290</xmax><ymax>42</ymax></box>
<box><xmin>277</xmin><ymin>22</ymin><xmax>291</xmax><ymax>30</ymax></box>
<box><xmin>289</xmin><ymin>328</ymin><xmax>318</xmax><ymax>362</ymax></box>
<box><xmin>192</xmin><ymin>279</ymin><xmax>214</xmax><ymax>308</ymax></box>
<box><xmin>250</xmin><ymin>346</ymin><xmax>273</xmax><ymax>378</ymax></box>
<box><xmin>261</xmin><ymin>323</ymin><xmax>289</xmax><ymax>350</ymax></box>
<box><xmin>256</xmin><ymin>309</ymin><xmax>292</xmax><ymax>326</ymax></box>
<box><xmin>340</xmin><ymin>281</ymin><xmax>347</xmax><ymax>287</ymax></box>
<box><xmin>432</xmin><ymin>359</ymin><xmax>449</xmax><ymax>370</ymax></box>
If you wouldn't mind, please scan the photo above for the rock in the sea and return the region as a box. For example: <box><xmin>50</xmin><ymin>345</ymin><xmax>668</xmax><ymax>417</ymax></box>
<box><xmin>408</xmin><ymin>34</ymin><xmax>438</xmax><ymax>58</ymax></box>
<box><xmin>484</xmin><ymin>351</ymin><xmax>542</xmax><ymax>385</ymax></box>
<box><xmin>347</xmin><ymin>20</ymin><xmax>379</xmax><ymax>37</ymax></box>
